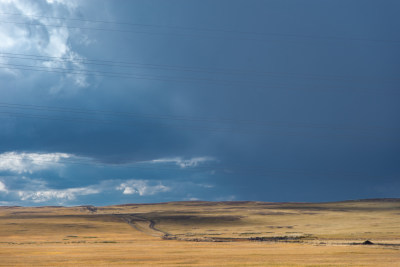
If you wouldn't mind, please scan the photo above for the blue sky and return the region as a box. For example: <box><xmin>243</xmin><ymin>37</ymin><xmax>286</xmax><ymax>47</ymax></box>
<box><xmin>0</xmin><ymin>0</ymin><xmax>399</xmax><ymax>206</ymax></box>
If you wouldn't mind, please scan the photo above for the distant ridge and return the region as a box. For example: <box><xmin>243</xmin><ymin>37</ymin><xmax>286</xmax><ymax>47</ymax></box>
<box><xmin>1</xmin><ymin>198</ymin><xmax>400</xmax><ymax>208</ymax></box>
<box><xmin>343</xmin><ymin>198</ymin><xmax>400</xmax><ymax>202</ymax></box>
<box><xmin>107</xmin><ymin>198</ymin><xmax>400</xmax><ymax>207</ymax></box>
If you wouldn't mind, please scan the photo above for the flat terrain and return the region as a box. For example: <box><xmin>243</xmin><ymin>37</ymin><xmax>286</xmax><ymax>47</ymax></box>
<box><xmin>0</xmin><ymin>200</ymin><xmax>399</xmax><ymax>266</ymax></box>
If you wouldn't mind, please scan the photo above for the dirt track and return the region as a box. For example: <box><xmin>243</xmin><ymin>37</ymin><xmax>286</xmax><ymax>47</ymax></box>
<box><xmin>115</xmin><ymin>214</ymin><xmax>166</xmax><ymax>238</ymax></box>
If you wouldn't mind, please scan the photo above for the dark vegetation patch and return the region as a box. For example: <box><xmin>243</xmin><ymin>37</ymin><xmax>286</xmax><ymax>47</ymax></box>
<box><xmin>248</xmin><ymin>235</ymin><xmax>314</xmax><ymax>242</ymax></box>
<box><xmin>61</xmin><ymin>224</ymin><xmax>97</xmax><ymax>229</ymax></box>
<box><xmin>113</xmin><ymin>204</ymin><xmax>139</xmax><ymax>207</ymax></box>
<box><xmin>135</xmin><ymin>211</ymin><xmax>199</xmax><ymax>215</ymax></box>
<box><xmin>349</xmin><ymin>241</ymin><xmax>400</xmax><ymax>247</ymax></box>
<box><xmin>266</xmin><ymin>225</ymin><xmax>294</xmax><ymax>229</ymax></box>
<box><xmin>149</xmin><ymin>215</ymin><xmax>244</xmax><ymax>225</ymax></box>
<box><xmin>10</xmin><ymin>211</ymin><xmax>54</xmax><ymax>215</ymax></box>
<box><xmin>254</xmin><ymin>212</ymin><xmax>294</xmax><ymax>216</ymax></box>
<box><xmin>255</xmin><ymin>202</ymin><xmax>277</xmax><ymax>205</ymax></box>
<box><xmin>239</xmin><ymin>232</ymin><xmax>262</xmax><ymax>235</ymax></box>
<box><xmin>362</xmin><ymin>240</ymin><xmax>374</xmax><ymax>245</ymax></box>
<box><xmin>128</xmin><ymin>210</ymin><xmax>245</xmax><ymax>225</ymax></box>
<box><xmin>163</xmin><ymin>234</ymin><xmax>314</xmax><ymax>243</ymax></box>
<box><xmin>223</xmin><ymin>207</ymin><xmax>251</xmax><ymax>210</ymax></box>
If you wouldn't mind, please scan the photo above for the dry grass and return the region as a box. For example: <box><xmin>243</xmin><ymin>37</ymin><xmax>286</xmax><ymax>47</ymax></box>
<box><xmin>0</xmin><ymin>200</ymin><xmax>399</xmax><ymax>266</ymax></box>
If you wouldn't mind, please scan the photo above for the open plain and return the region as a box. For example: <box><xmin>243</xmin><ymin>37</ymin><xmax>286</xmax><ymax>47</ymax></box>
<box><xmin>0</xmin><ymin>199</ymin><xmax>399</xmax><ymax>266</ymax></box>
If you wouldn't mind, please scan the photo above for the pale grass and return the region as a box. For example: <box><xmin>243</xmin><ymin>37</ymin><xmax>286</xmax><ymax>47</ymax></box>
<box><xmin>0</xmin><ymin>200</ymin><xmax>399</xmax><ymax>266</ymax></box>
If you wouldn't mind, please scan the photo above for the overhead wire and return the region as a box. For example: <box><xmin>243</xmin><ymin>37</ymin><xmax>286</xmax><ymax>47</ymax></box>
<box><xmin>0</xmin><ymin>102</ymin><xmax>398</xmax><ymax>133</ymax></box>
<box><xmin>1</xmin><ymin>52</ymin><xmax>399</xmax><ymax>83</ymax></box>
<box><xmin>0</xmin><ymin>14</ymin><xmax>397</xmax><ymax>183</ymax></box>
<box><xmin>0</xmin><ymin>108</ymin><xmax>396</xmax><ymax>142</ymax></box>
<box><xmin>0</xmin><ymin>12</ymin><xmax>399</xmax><ymax>44</ymax></box>
<box><xmin>0</xmin><ymin>61</ymin><xmax>299</xmax><ymax>87</ymax></box>
<box><xmin>0</xmin><ymin>14</ymin><xmax>397</xmax><ymax>139</ymax></box>
<box><xmin>0</xmin><ymin>63</ymin><xmax>397</xmax><ymax>95</ymax></box>
<box><xmin>0</xmin><ymin>19</ymin><xmax>306</xmax><ymax>43</ymax></box>
<box><xmin>0</xmin><ymin>14</ymin><xmax>398</xmax><ymax>93</ymax></box>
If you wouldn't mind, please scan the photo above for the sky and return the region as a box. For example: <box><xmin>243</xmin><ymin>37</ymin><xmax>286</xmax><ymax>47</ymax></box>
<box><xmin>0</xmin><ymin>0</ymin><xmax>399</xmax><ymax>206</ymax></box>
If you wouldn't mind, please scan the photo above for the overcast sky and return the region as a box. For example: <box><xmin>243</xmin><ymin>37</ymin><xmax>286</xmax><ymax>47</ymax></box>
<box><xmin>0</xmin><ymin>0</ymin><xmax>399</xmax><ymax>206</ymax></box>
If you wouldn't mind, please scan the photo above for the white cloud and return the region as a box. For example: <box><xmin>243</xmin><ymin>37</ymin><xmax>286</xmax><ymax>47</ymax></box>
<box><xmin>149</xmin><ymin>157</ymin><xmax>215</xmax><ymax>168</ymax></box>
<box><xmin>0</xmin><ymin>152</ymin><xmax>219</xmax><ymax>204</ymax></box>
<box><xmin>2</xmin><ymin>175</ymin><xmax>102</xmax><ymax>204</ymax></box>
<box><xmin>0</xmin><ymin>200</ymin><xmax>15</xmax><ymax>205</ymax></box>
<box><xmin>7</xmin><ymin>178</ymin><xmax>169</xmax><ymax>204</ymax></box>
<box><xmin>0</xmin><ymin>0</ymin><xmax>89</xmax><ymax>88</ymax></box>
<box><xmin>216</xmin><ymin>195</ymin><xmax>236</xmax><ymax>201</ymax></box>
<box><xmin>117</xmin><ymin>180</ymin><xmax>170</xmax><ymax>196</ymax></box>
<box><xmin>0</xmin><ymin>181</ymin><xmax>8</xmax><ymax>193</ymax></box>
<box><xmin>185</xmin><ymin>197</ymin><xmax>200</xmax><ymax>201</ymax></box>
<box><xmin>198</xmin><ymin>184</ymin><xmax>214</xmax><ymax>188</ymax></box>
<box><xmin>17</xmin><ymin>186</ymin><xmax>99</xmax><ymax>203</ymax></box>
<box><xmin>0</xmin><ymin>176</ymin><xmax>218</xmax><ymax>205</ymax></box>
<box><xmin>46</xmin><ymin>0</ymin><xmax>79</xmax><ymax>9</ymax></box>
<box><xmin>0</xmin><ymin>151</ymin><xmax>72</xmax><ymax>173</ymax></box>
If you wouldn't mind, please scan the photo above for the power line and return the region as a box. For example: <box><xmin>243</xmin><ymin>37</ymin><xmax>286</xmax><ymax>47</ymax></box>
<box><xmin>1</xmin><ymin>12</ymin><xmax>399</xmax><ymax>44</ymax></box>
<box><xmin>0</xmin><ymin>63</ymin><xmax>397</xmax><ymax>95</ymax></box>
<box><xmin>0</xmin><ymin>102</ymin><xmax>398</xmax><ymax>133</ymax></box>
<box><xmin>0</xmin><ymin>109</ymin><xmax>395</xmax><ymax>142</ymax></box>
<box><xmin>0</xmin><ymin>61</ymin><xmax>285</xmax><ymax>87</ymax></box>
<box><xmin>1</xmin><ymin>19</ymin><xmax>304</xmax><ymax>43</ymax></box>
<box><xmin>1</xmin><ymin>52</ymin><xmax>399</xmax><ymax>83</ymax></box>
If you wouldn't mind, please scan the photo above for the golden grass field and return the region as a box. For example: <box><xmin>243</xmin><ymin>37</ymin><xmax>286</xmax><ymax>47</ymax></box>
<box><xmin>0</xmin><ymin>199</ymin><xmax>399</xmax><ymax>266</ymax></box>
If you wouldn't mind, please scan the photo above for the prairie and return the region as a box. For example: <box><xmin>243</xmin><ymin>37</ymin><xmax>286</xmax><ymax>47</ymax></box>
<box><xmin>0</xmin><ymin>199</ymin><xmax>399</xmax><ymax>266</ymax></box>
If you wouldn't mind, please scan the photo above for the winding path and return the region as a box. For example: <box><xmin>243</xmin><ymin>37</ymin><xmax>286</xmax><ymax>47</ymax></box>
<box><xmin>114</xmin><ymin>214</ymin><xmax>168</xmax><ymax>238</ymax></box>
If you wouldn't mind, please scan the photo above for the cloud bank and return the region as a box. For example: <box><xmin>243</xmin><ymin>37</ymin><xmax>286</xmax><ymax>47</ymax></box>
<box><xmin>0</xmin><ymin>181</ymin><xmax>7</xmax><ymax>193</ymax></box>
<box><xmin>0</xmin><ymin>151</ymin><xmax>71</xmax><ymax>173</ymax></box>
<box><xmin>117</xmin><ymin>180</ymin><xmax>170</xmax><ymax>196</ymax></box>
<box><xmin>0</xmin><ymin>151</ymin><xmax>220</xmax><ymax>205</ymax></box>
<box><xmin>149</xmin><ymin>157</ymin><xmax>215</xmax><ymax>168</ymax></box>
<box><xmin>17</xmin><ymin>186</ymin><xmax>99</xmax><ymax>203</ymax></box>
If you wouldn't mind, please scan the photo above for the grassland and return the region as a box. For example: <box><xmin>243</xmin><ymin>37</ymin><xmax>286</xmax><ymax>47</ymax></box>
<box><xmin>0</xmin><ymin>199</ymin><xmax>399</xmax><ymax>266</ymax></box>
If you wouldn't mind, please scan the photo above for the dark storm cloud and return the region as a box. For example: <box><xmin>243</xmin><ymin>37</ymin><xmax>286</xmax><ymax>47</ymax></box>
<box><xmin>0</xmin><ymin>0</ymin><xmax>399</xmax><ymax>205</ymax></box>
